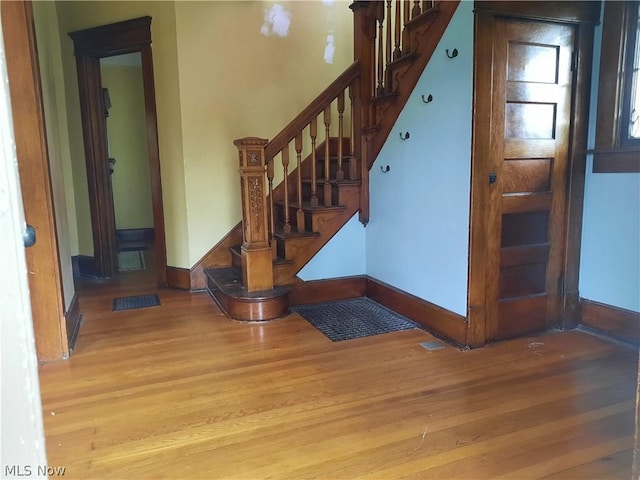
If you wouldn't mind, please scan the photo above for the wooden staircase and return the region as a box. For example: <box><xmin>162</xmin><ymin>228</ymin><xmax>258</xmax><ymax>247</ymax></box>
<box><xmin>206</xmin><ymin>0</ymin><xmax>460</xmax><ymax>321</ymax></box>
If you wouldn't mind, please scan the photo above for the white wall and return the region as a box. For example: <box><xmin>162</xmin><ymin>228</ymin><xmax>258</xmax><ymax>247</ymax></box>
<box><xmin>579</xmin><ymin>5</ymin><xmax>640</xmax><ymax>313</ymax></box>
<box><xmin>365</xmin><ymin>2</ymin><xmax>473</xmax><ymax>316</ymax></box>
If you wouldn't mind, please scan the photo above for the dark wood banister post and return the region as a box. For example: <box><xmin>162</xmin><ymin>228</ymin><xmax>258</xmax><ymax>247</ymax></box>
<box><xmin>234</xmin><ymin>137</ymin><xmax>274</xmax><ymax>292</ymax></box>
<box><xmin>350</xmin><ymin>1</ymin><xmax>375</xmax><ymax>226</ymax></box>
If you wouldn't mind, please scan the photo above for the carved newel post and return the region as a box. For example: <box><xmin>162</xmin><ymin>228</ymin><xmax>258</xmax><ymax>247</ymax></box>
<box><xmin>234</xmin><ymin>137</ymin><xmax>274</xmax><ymax>292</ymax></box>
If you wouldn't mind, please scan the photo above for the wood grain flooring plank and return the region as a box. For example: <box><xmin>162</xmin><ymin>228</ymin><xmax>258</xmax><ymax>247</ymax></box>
<box><xmin>38</xmin><ymin>272</ymin><xmax>639</xmax><ymax>479</ymax></box>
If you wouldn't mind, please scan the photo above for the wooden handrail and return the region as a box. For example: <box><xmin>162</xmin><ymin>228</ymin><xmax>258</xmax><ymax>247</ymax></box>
<box><xmin>265</xmin><ymin>61</ymin><xmax>361</xmax><ymax>160</ymax></box>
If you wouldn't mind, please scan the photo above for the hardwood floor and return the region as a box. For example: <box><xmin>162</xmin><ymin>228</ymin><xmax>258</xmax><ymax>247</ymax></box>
<box><xmin>38</xmin><ymin>272</ymin><xmax>639</xmax><ymax>479</ymax></box>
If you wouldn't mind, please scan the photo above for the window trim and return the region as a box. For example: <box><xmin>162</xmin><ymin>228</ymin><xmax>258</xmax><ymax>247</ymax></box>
<box><xmin>593</xmin><ymin>0</ymin><xmax>640</xmax><ymax>173</ymax></box>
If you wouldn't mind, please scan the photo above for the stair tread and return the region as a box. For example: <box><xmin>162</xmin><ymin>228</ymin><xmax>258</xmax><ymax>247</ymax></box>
<box><xmin>275</xmin><ymin>200</ymin><xmax>347</xmax><ymax>212</ymax></box>
<box><xmin>386</xmin><ymin>52</ymin><xmax>419</xmax><ymax>70</ymax></box>
<box><xmin>405</xmin><ymin>6</ymin><xmax>438</xmax><ymax>29</ymax></box>
<box><xmin>373</xmin><ymin>91</ymin><xmax>400</xmax><ymax>104</ymax></box>
<box><xmin>274</xmin><ymin>227</ymin><xmax>319</xmax><ymax>239</ymax></box>
<box><xmin>301</xmin><ymin>178</ymin><xmax>361</xmax><ymax>185</ymax></box>
<box><xmin>205</xmin><ymin>267</ymin><xmax>291</xmax><ymax>300</ymax></box>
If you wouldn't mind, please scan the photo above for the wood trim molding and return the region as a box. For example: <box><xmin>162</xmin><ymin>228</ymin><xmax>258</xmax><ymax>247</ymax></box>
<box><xmin>580</xmin><ymin>298</ymin><xmax>640</xmax><ymax>345</ymax></box>
<box><xmin>289</xmin><ymin>275</ymin><xmax>366</xmax><ymax>306</ymax></box>
<box><xmin>116</xmin><ymin>228</ymin><xmax>154</xmax><ymax>243</ymax></box>
<box><xmin>466</xmin><ymin>9</ymin><xmax>494</xmax><ymax>348</ymax></box>
<box><xmin>71</xmin><ymin>255</ymin><xmax>97</xmax><ymax>278</ymax></box>
<box><xmin>69</xmin><ymin>17</ymin><xmax>167</xmax><ymax>286</ymax></box>
<box><xmin>64</xmin><ymin>293</ymin><xmax>82</xmax><ymax>353</ymax></box>
<box><xmin>166</xmin><ymin>266</ymin><xmax>191</xmax><ymax>291</ymax></box>
<box><xmin>562</xmin><ymin>21</ymin><xmax>597</xmax><ymax>329</ymax></box>
<box><xmin>593</xmin><ymin>150</ymin><xmax>640</xmax><ymax>173</ymax></box>
<box><xmin>473</xmin><ymin>1</ymin><xmax>601</xmax><ymax>24</ymax></box>
<box><xmin>366</xmin><ymin>277</ymin><xmax>468</xmax><ymax>347</ymax></box>
<box><xmin>68</xmin><ymin>16</ymin><xmax>151</xmax><ymax>56</ymax></box>
<box><xmin>190</xmin><ymin>222</ymin><xmax>243</xmax><ymax>291</ymax></box>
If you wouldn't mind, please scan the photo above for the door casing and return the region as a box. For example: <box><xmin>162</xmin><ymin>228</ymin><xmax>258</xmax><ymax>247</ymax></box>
<box><xmin>69</xmin><ymin>17</ymin><xmax>167</xmax><ymax>285</ymax></box>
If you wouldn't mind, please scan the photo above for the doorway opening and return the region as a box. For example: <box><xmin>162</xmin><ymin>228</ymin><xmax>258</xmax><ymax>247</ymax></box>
<box><xmin>69</xmin><ymin>17</ymin><xmax>167</xmax><ymax>287</ymax></box>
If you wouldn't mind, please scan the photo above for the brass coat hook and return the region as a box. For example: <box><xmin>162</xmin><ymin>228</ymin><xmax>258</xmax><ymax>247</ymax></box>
<box><xmin>421</xmin><ymin>94</ymin><xmax>433</xmax><ymax>103</ymax></box>
<box><xmin>399</xmin><ymin>131</ymin><xmax>410</xmax><ymax>141</ymax></box>
<box><xmin>446</xmin><ymin>48</ymin><xmax>458</xmax><ymax>59</ymax></box>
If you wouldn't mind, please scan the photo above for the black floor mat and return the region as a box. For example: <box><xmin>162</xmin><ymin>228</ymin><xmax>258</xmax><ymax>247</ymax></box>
<box><xmin>292</xmin><ymin>297</ymin><xmax>418</xmax><ymax>342</ymax></box>
<box><xmin>112</xmin><ymin>294</ymin><xmax>161</xmax><ymax>312</ymax></box>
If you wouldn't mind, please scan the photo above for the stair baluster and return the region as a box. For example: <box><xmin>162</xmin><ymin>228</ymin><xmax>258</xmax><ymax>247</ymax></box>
<box><xmin>385</xmin><ymin>1</ymin><xmax>392</xmax><ymax>71</ymax></box>
<box><xmin>412</xmin><ymin>0</ymin><xmax>422</xmax><ymax>18</ymax></box>
<box><xmin>323</xmin><ymin>106</ymin><xmax>332</xmax><ymax>207</ymax></box>
<box><xmin>394</xmin><ymin>0</ymin><xmax>402</xmax><ymax>60</ymax></box>
<box><xmin>403</xmin><ymin>0</ymin><xmax>411</xmax><ymax>54</ymax></box>
<box><xmin>376</xmin><ymin>4</ymin><xmax>385</xmax><ymax>95</ymax></box>
<box><xmin>295</xmin><ymin>133</ymin><xmax>305</xmax><ymax>231</ymax></box>
<box><xmin>310</xmin><ymin>117</ymin><xmax>319</xmax><ymax>208</ymax></box>
<box><xmin>281</xmin><ymin>146</ymin><xmax>292</xmax><ymax>234</ymax></box>
<box><xmin>267</xmin><ymin>157</ymin><xmax>276</xmax><ymax>259</ymax></box>
<box><xmin>336</xmin><ymin>91</ymin><xmax>345</xmax><ymax>181</ymax></box>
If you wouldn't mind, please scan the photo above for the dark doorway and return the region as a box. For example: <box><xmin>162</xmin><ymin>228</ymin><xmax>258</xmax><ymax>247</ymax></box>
<box><xmin>69</xmin><ymin>17</ymin><xmax>167</xmax><ymax>285</ymax></box>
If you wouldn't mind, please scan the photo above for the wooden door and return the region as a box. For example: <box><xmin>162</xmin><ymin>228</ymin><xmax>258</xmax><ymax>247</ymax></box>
<box><xmin>2</xmin><ymin>0</ymin><xmax>68</xmax><ymax>360</ymax></box>
<box><xmin>485</xmin><ymin>18</ymin><xmax>575</xmax><ymax>341</ymax></box>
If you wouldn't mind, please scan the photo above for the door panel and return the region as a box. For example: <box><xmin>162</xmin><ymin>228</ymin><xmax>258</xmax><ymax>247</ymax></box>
<box><xmin>486</xmin><ymin>18</ymin><xmax>574</xmax><ymax>341</ymax></box>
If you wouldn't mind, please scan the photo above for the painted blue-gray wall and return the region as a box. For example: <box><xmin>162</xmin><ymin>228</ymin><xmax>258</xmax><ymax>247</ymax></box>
<box><xmin>579</xmin><ymin>6</ymin><xmax>640</xmax><ymax>313</ymax></box>
<box><xmin>298</xmin><ymin>214</ymin><xmax>366</xmax><ymax>281</ymax></box>
<box><xmin>299</xmin><ymin>2</ymin><xmax>473</xmax><ymax>315</ymax></box>
<box><xmin>365</xmin><ymin>1</ymin><xmax>473</xmax><ymax>316</ymax></box>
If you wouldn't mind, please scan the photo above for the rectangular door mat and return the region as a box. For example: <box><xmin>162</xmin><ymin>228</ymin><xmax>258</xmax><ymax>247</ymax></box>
<box><xmin>292</xmin><ymin>297</ymin><xmax>419</xmax><ymax>342</ymax></box>
<box><xmin>117</xmin><ymin>251</ymin><xmax>145</xmax><ymax>271</ymax></box>
<box><xmin>112</xmin><ymin>294</ymin><xmax>161</xmax><ymax>312</ymax></box>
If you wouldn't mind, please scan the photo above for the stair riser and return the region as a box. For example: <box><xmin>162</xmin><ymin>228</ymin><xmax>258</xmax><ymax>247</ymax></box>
<box><xmin>230</xmin><ymin>247</ymin><xmax>242</xmax><ymax>271</ymax></box>
<box><xmin>276</xmin><ymin>235</ymin><xmax>314</xmax><ymax>260</ymax></box>
<box><xmin>301</xmin><ymin>182</ymin><xmax>360</xmax><ymax>207</ymax></box>
<box><xmin>274</xmin><ymin>203</ymin><xmax>304</xmax><ymax>232</ymax></box>
<box><xmin>275</xmin><ymin>203</ymin><xmax>349</xmax><ymax>234</ymax></box>
<box><xmin>313</xmin><ymin>158</ymin><xmax>354</xmax><ymax>180</ymax></box>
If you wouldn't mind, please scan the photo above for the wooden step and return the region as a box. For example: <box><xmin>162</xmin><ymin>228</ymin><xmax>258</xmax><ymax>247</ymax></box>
<box><xmin>273</xmin><ymin>228</ymin><xmax>320</xmax><ymax>260</ymax></box>
<box><xmin>275</xmin><ymin>201</ymin><xmax>347</xmax><ymax>233</ymax></box>
<box><xmin>313</xmin><ymin>155</ymin><xmax>357</xmax><ymax>180</ymax></box>
<box><xmin>301</xmin><ymin>179</ymin><xmax>361</xmax><ymax>207</ymax></box>
<box><xmin>205</xmin><ymin>267</ymin><xmax>290</xmax><ymax>321</ymax></box>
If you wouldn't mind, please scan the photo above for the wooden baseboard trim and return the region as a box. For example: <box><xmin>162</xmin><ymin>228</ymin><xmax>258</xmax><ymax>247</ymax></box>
<box><xmin>366</xmin><ymin>276</ymin><xmax>468</xmax><ymax>347</ymax></box>
<box><xmin>289</xmin><ymin>275</ymin><xmax>367</xmax><ymax>305</ymax></box>
<box><xmin>167</xmin><ymin>266</ymin><xmax>191</xmax><ymax>290</ymax></box>
<box><xmin>64</xmin><ymin>293</ymin><xmax>82</xmax><ymax>353</ymax></box>
<box><xmin>116</xmin><ymin>228</ymin><xmax>154</xmax><ymax>243</ymax></box>
<box><xmin>580</xmin><ymin>298</ymin><xmax>640</xmax><ymax>345</ymax></box>
<box><xmin>71</xmin><ymin>255</ymin><xmax>97</xmax><ymax>278</ymax></box>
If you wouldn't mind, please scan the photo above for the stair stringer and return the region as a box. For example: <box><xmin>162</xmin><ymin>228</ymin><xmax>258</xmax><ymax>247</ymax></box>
<box><xmin>365</xmin><ymin>0</ymin><xmax>460</xmax><ymax>169</ymax></box>
<box><xmin>273</xmin><ymin>184</ymin><xmax>360</xmax><ymax>285</ymax></box>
